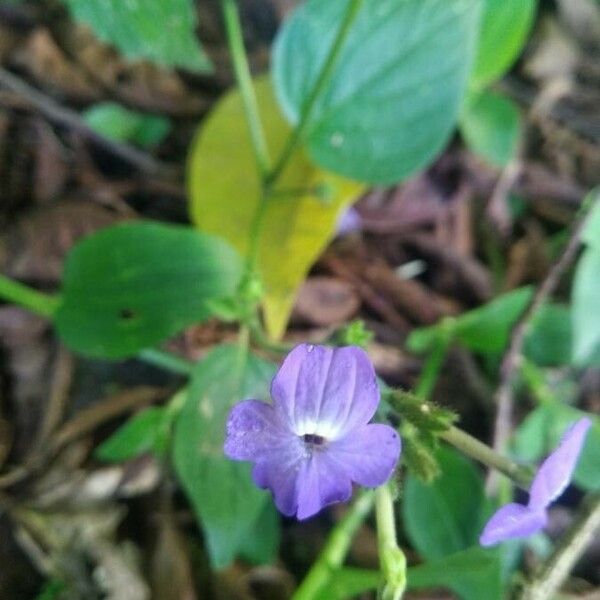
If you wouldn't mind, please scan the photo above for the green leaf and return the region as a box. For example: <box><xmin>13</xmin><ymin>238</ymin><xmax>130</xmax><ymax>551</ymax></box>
<box><xmin>454</xmin><ymin>287</ymin><xmax>533</xmax><ymax>353</ymax></box>
<box><xmin>513</xmin><ymin>403</ymin><xmax>600</xmax><ymax>491</ymax></box>
<box><xmin>63</xmin><ymin>0</ymin><xmax>212</xmax><ymax>72</ymax></box>
<box><xmin>572</xmin><ymin>246</ymin><xmax>600</xmax><ymax>365</ymax></box>
<box><xmin>83</xmin><ymin>102</ymin><xmax>170</xmax><ymax>147</ymax></box>
<box><xmin>403</xmin><ymin>447</ymin><xmax>487</xmax><ymax>560</ymax></box>
<box><xmin>172</xmin><ymin>345</ymin><xmax>278</xmax><ymax>568</ymax></box>
<box><xmin>314</xmin><ymin>568</ymin><xmax>380</xmax><ymax>600</ymax></box>
<box><xmin>471</xmin><ymin>0</ymin><xmax>537</xmax><ymax>89</ymax></box>
<box><xmin>237</xmin><ymin>501</ymin><xmax>280</xmax><ymax>565</ymax></box>
<box><xmin>327</xmin><ymin>549</ymin><xmax>504</xmax><ymax>600</ymax></box>
<box><xmin>95</xmin><ymin>407</ymin><xmax>168</xmax><ymax>462</ymax></box>
<box><xmin>576</xmin><ymin>423</ymin><xmax>600</xmax><ymax>491</ymax></box>
<box><xmin>524</xmin><ymin>303</ymin><xmax>572</xmax><ymax>366</ymax></box>
<box><xmin>406</xmin><ymin>325</ymin><xmax>444</xmax><ymax>354</ymax></box>
<box><xmin>582</xmin><ymin>194</ymin><xmax>600</xmax><ymax>249</ymax></box>
<box><xmin>273</xmin><ymin>0</ymin><xmax>481</xmax><ymax>184</ymax></box>
<box><xmin>188</xmin><ymin>77</ymin><xmax>363</xmax><ymax>339</ymax></box>
<box><xmin>55</xmin><ymin>222</ymin><xmax>241</xmax><ymax>359</ymax></box>
<box><xmin>512</xmin><ymin>405</ymin><xmax>552</xmax><ymax>462</ymax></box>
<box><xmin>408</xmin><ymin>287</ymin><xmax>533</xmax><ymax>355</ymax></box>
<box><xmin>461</xmin><ymin>90</ymin><xmax>521</xmax><ymax>167</ymax></box>
<box><xmin>408</xmin><ymin>546</ymin><xmax>503</xmax><ymax>600</ymax></box>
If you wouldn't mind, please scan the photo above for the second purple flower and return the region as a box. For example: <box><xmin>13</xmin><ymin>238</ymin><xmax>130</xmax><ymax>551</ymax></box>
<box><xmin>224</xmin><ymin>344</ymin><xmax>401</xmax><ymax>520</ymax></box>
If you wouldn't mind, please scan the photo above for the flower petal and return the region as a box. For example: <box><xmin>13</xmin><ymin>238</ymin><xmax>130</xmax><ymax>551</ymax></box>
<box><xmin>224</xmin><ymin>400</ymin><xmax>291</xmax><ymax>461</ymax></box>
<box><xmin>328</xmin><ymin>424</ymin><xmax>401</xmax><ymax>487</ymax></box>
<box><xmin>252</xmin><ymin>445</ymin><xmax>352</xmax><ymax>520</ymax></box>
<box><xmin>295</xmin><ymin>451</ymin><xmax>353</xmax><ymax>520</ymax></box>
<box><xmin>252</xmin><ymin>442</ymin><xmax>306</xmax><ymax>517</ymax></box>
<box><xmin>480</xmin><ymin>503</ymin><xmax>547</xmax><ymax>546</ymax></box>
<box><xmin>528</xmin><ymin>417</ymin><xmax>592</xmax><ymax>509</ymax></box>
<box><xmin>271</xmin><ymin>344</ymin><xmax>379</xmax><ymax>440</ymax></box>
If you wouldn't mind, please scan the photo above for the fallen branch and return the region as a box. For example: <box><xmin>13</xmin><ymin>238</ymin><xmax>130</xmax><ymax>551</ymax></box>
<box><xmin>517</xmin><ymin>493</ymin><xmax>600</xmax><ymax>600</ymax></box>
<box><xmin>0</xmin><ymin>66</ymin><xmax>178</xmax><ymax>179</ymax></box>
<box><xmin>488</xmin><ymin>192</ymin><xmax>597</xmax><ymax>491</ymax></box>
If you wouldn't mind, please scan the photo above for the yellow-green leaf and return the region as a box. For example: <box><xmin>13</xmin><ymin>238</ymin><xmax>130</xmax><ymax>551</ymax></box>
<box><xmin>188</xmin><ymin>77</ymin><xmax>363</xmax><ymax>338</ymax></box>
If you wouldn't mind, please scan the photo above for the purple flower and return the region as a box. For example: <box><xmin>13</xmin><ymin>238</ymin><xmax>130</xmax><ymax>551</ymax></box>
<box><xmin>336</xmin><ymin>206</ymin><xmax>362</xmax><ymax>236</ymax></box>
<box><xmin>224</xmin><ymin>344</ymin><xmax>401</xmax><ymax>520</ymax></box>
<box><xmin>480</xmin><ymin>417</ymin><xmax>592</xmax><ymax>546</ymax></box>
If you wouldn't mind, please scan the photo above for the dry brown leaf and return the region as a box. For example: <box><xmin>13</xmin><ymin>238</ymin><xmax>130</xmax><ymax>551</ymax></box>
<box><xmin>1</xmin><ymin>200</ymin><xmax>123</xmax><ymax>283</ymax></box>
<box><xmin>12</xmin><ymin>28</ymin><xmax>99</xmax><ymax>102</ymax></box>
<box><xmin>292</xmin><ymin>276</ymin><xmax>360</xmax><ymax>327</ymax></box>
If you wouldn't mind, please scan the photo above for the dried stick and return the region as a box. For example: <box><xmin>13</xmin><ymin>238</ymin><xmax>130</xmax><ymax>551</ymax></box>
<box><xmin>517</xmin><ymin>493</ymin><xmax>600</xmax><ymax>600</ymax></box>
<box><xmin>488</xmin><ymin>193</ymin><xmax>597</xmax><ymax>491</ymax></box>
<box><xmin>0</xmin><ymin>66</ymin><xmax>177</xmax><ymax>179</ymax></box>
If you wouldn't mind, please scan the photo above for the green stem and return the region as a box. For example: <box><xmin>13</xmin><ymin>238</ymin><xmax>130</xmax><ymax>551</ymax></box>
<box><xmin>249</xmin><ymin>319</ymin><xmax>292</xmax><ymax>354</ymax></box>
<box><xmin>414</xmin><ymin>321</ymin><xmax>454</xmax><ymax>400</ymax></box>
<box><xmin>245</xmin><ymin>186</ymin><xmax>271</xmax><ymax>277</ymax></box>
<box><xmin>520</xmin><ymin>358</ymin><xmax>557</xmax><ymax>406</ymax></box>
<box><xmin>238</xmin><ymin>324</ymin><xmax>250</xmax><ymax>358</ymax></box>
<box><xmin>267</xmin><ymin>0</ymin><xmax>364</xmax><ymax>185</ymax></box>
<box><xmin>292</xmin><ymin>489</ymin><xmax>375</xmax><ymax>600</ymax></box>
<box><xmin>440</xmin><ymin>425</ymin><xmax>533</xmax><ymax>489</ymax></box>
<box><xmin>0</xmin><ymin>274</ymin><xmax>59</xmax><ymax>318</ymax></box>
<box><xmin>220</xmin><ymin>0</ymin><xmax>271</xmax><ymax>177</ymax></box>
<box><xmin>137</xmin><ymin>349</ymin><xmax>194</xmax><ymax>376</ymax></box>
<box><xmin>375</xmin><ymin>484</ymin><xmax>407</xmax><ymax>600</ymax></box>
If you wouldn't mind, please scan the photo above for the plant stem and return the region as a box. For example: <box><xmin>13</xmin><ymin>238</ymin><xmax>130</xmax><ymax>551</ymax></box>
<box><xmin>292</xmin><ymin>489</ymin><xmax>375</xmax><ymax>600</ymax></box>
<box><xmin>0</xmin><ymin>274</ymin><xmax>59</xmax><ymax>318</ymax></box>
<box><xmin>517</xmin><ymin>492</ymin><xmax>600</xmax><ymax>600</ymax></box>
<box><xmin>220</xmin><ymin>0</ymin><xmax>271</xmax><ymax>178</ymax></box>
<box><xmin>0</xmin><ymin>275</ymin><xmax>197</xmax><ymax>377</ymax></box>
<box><xmin>440</xmin><ymin>425</ymin><xmax>533</xmax><ymax>489</ymax></box>
<box><xmin>519</xmin><ymin>358</ymin><xmax>557</xmax><ymax>406</ymax></box>
<box><xmin>137</xmin><ymin>349</ymin><xmax>194</xmax><ymax>376</ymax></box>
<box><xmin>245</xmin><ymin>185</ymin><xmax>271</xmax><ymax>277</ymax></box>
<box><xmin>375</xmin><ymin>484</ymin><xmax>407</xmax><ymax>600</ymax></box>
<box><xmin>267</xmin><ymin>0</ymin><xmax>364</xmax><ymax>185</ymax></box>
<box><xmin>414</xmin><ymin>320</ymin><xmax>454</xmax><ymax>400</ymax></box>
<box><xmin>249</xmin><ymin>318</ymin><xmax>292</xmax><ymax>354</ymax></box>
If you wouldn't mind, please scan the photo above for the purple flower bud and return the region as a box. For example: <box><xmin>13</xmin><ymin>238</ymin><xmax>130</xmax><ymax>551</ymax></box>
<box><xmin>480</xmin><ymin>417</ymin><xmax>592</xmax><ymax>546</ymax></box>
<box><xmin>224</xmin><ymin>344</ymin><xmax>401</xmax><ymax>520</ymax></box>
<box><xmin>336</xmin><ymin>207</ymin><xmax>362</xmax><ymax>236</ymax></box>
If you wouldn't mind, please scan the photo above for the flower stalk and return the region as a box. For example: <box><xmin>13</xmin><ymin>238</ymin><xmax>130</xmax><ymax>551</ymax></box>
<box><xmin>375</xmin><ymin>483</ymin><xmax>407</xmax><ymax>600</ymax></box>
<box><xmin>440</xmin><ymin>425</ymin><xmax>534</xmax><ymax>490</ymax></box>
<box><xmin>292</xmin><ymin>490</ymin><xmax>375</xmax><ymax>600</ymax></box>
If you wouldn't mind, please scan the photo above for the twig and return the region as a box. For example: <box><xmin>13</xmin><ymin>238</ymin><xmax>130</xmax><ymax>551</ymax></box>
<box><xmin>0</xmin><ymin>66</ymin><xmax>177</xmax><ymax>179</ymax></box>
<box><xmin>51</xmin><ymin>386</ymin><xmax>168</xmax><ymax>450</ymax></box>
<box><xmin>488</xmin><ymin>193</ymin><xmax>597</xmax><ymax>491</ymax></box>
<box><xmin>517</xmin><ymin>493</ymin><xmax>600</xmax><ymax>600</ymax></box>
<box><xmin>33</xmin><ymin>346</ymin><xmax>74</xmax><ymax>450</ymax></box>
<box><xmin>487</xmin><ymin>158</ymin><xmax>523</xmax><ymax>235</ymax></box>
